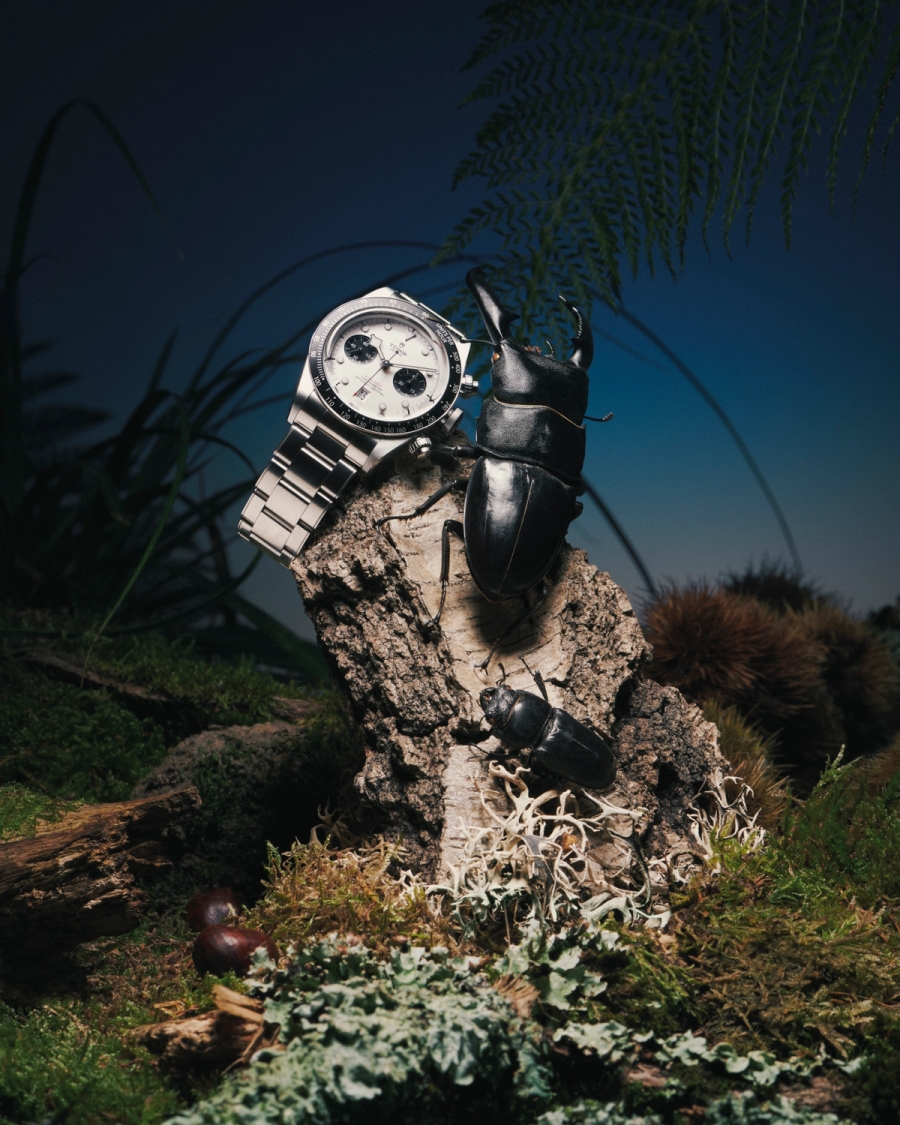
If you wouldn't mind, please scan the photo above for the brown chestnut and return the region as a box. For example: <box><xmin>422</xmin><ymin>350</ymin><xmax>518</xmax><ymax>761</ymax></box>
<box><xmin>192</xmin><ymin>925</ymin><xmax>278</xmax><ymax>976</ymax></box>
<box><xmin>185</xmin><ymin>887</ymin><xmax>243</xmax><ymax>933</ymax></box>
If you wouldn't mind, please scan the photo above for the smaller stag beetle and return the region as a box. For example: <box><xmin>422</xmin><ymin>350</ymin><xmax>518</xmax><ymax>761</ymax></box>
<box><xmin>376</xmin><ymin>267</ymin><xmax>611</xmax><ymax>668</ymax></box>
<box><xmin>479</xmin><ymin>668</ymin><xmax>616</xmax><ymax>790</ymax></box>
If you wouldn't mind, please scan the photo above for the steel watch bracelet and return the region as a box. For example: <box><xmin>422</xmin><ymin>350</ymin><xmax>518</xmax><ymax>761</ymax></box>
<box><xmin>237</xmin><ymin>393</ymin><xmax>378</xmax><ymax>565</ymax></box>
<box><xmin>238</xmin><ymin>290</ymin><xmax>466</xmax><ymax>566</ymax></box>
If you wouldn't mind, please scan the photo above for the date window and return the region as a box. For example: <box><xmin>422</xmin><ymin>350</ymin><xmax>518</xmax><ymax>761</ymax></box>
<box><xmin>357</xmin><ymin>388</ymin><xmax>369</xmax><ymax>401</ymax></box>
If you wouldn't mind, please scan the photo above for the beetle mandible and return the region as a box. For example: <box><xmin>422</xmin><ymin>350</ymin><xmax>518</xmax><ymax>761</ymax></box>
<box><xmin>376</xmin><ymin>267</ymin><xmax>607</xmax><ymax>667</ymax></box>
<box><xmin>478</xmin><ymin>667</ymin><xmax>616</xmax><ymax>790</ymax></box>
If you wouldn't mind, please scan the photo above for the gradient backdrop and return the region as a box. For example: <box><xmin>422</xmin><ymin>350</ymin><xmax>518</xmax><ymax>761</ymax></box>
<box><xmin>4</xmin><ymin>0</ymin><xmax>898</xmax><ymax>641</ymax></box>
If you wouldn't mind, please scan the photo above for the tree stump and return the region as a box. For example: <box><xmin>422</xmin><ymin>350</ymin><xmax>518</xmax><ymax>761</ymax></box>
<box><xmin>292</xmin><ymin>449</ymin><xmax>731</xmax><ymax>886</ymax></box>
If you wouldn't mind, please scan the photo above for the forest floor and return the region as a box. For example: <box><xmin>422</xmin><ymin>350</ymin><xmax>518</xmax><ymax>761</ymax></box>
<box><xmin>1</xmin><ymin>613</ymin><xmax>900</xmax><ymax>1125</ymax></box>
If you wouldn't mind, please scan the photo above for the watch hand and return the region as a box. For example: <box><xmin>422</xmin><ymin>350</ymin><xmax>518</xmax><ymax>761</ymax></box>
<box><xmin>354</xmin><ymin>353</ymin><xmax>395</xmax><ymax>397</ymax></box>
<box><xmin>354</xmin><ymin>370</ymin><xmax>382</xmax><ymax>397</ymax></box>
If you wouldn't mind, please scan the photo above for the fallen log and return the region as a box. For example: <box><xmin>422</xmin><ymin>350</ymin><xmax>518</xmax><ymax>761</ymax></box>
<box><xmin>0</xmin><ymin>787</ymin><xmax>201</xmax><ymax>954</ymax></box>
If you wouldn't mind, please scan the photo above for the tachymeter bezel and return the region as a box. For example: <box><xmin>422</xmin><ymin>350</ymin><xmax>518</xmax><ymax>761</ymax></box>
<box><xmin>309</xmin><ymin>296</ymin><xmax>462</xmax><ymax>436</ymax></box>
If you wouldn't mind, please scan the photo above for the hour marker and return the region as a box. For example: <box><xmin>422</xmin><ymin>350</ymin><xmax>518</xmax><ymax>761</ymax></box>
<box><xmin>378</xmin><ymin>402</ymin><xmax>387</xmax><ymax>413</ymax></box>
<box><xmin>340</xmin><ymin>378</ymin><xmax>349</xmax><ymax>385</ymax></box>
<box><xmin>337</xmin><ymin>356</ymin><xmax>344</xmax><ymax>363</ymax></box>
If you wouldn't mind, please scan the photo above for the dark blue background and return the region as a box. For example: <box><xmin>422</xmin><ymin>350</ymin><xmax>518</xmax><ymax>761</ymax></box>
<box><xmin>4</xmin><ymin>0</ymin><xmax>898</xmax><ymax>639</ymax></box>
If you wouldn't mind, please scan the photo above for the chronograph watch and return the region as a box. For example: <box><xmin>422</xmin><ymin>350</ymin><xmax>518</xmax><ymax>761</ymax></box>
<box><xmin>238</xmin><ymin>286</ymin><xmax>477</xmax><ymax>566</ymax></box>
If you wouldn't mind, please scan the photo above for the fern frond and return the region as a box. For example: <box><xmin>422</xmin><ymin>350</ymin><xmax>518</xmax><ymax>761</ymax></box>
<box><xmin>857</xmin><ymin>8</ymin><xmax>900</xmax><ymax>197</ymax></box>
<box><xmin>443</xmin><ymin>0</ymin><xmax>900</xmax><ymax>334</ymax></box>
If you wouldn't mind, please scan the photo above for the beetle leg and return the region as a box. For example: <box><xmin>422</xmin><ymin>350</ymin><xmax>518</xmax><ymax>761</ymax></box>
<box><xmin>429</xmin><ymin>519</ymin><xmax>465</xmax><ymax>628</ymax></box>
<box><xmin>520</xmin><ymin>657</ymin><xmax>549</xmax><ymax>704</ymax></box>
<box><xmin>428</xmin><ymin>443</ymin><xmax>479</xmax><ymax>458</ymax></box>
<box><xmin>478</xmin><ymin>582</ymin><xmax>549</xmax><ymax>671</ymax></box>
<box><xmin>374</xmin><ymin>477</ymin><xmax>469</xmax><ymax>533</ymax></box>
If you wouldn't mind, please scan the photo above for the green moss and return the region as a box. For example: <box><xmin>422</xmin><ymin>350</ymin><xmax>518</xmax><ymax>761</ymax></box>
<box><xmin>673</xmin><ymin>832</ymin><xmax>900</xmax><ymax>1058</ymax></box>
<box><xmin>0</xmin><ymin>783</ymin><xmax>80</xmax><ymax>840</ymax></box>
<box><xmin>85</xmin><ymin>632</ymin><xmax>311</xmax><ymax>728</ymax></box>
<box><xmin>780</xmin><ymin>753</ymin><xmax>900</xmax><ymax>906</ymax></box>
<box><xmin>837</xmin><ymin>1038</ymin><xmax>900</xmax><ymax>1123</ymax></box>
<box><xmin>245</xmin><ymin>839</ymin><xmax>456</xmax><ymax>954</ymax></box>
<box><xmin>0</xmin><ymin>626</ymin><xmax>332</xmax><ymax>805</ymax></box>
<box><xmin>0</xmin><ymin>999</ymin><xmax>178</xmax><ymax>1125</ymax></box>
<box><xmin>0</xmin><ymin>659</ymin><xmax>168</xmax><ymax>801</ymax></box>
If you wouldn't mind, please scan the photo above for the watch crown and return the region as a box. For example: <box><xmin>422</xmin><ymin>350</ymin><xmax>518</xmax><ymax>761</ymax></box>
<box><xmin>408</xmin><ymin>436</ymin><xmax>433</xmax><ymax>459</ymax></box>
<box><xmin>459</xmin><ymin>373</ymin><xmax>479</xmax><ymax>398</ymax></box>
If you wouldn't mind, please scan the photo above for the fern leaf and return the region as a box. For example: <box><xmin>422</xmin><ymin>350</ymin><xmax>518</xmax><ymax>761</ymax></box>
<box><xmin>442</xmin><ymin>0</ymin><xmax>899</xmax><ymax>335</ymax></box>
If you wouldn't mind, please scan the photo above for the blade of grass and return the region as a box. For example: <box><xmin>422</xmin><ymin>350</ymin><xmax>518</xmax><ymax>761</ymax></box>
<box><xmin>81</xmin><ymin>396</ymin><xmax>190</xmax><ymax>678</ymax></box>
<box><xmin>2</xmin><ymin>100</ymin><xmax>179</xmax><ymax>524</ymax></box>
<box><xmin>580</xmin><ymin>476</ymin><xmax>657</xmax><ymax>598</ymax></box>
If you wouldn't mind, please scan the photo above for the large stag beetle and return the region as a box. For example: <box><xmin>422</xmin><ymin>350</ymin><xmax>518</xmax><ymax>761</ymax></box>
<box><xmin>377</xmin><ymin>268</ymin><xmax>608</xmax><ymax>667</ymax></box>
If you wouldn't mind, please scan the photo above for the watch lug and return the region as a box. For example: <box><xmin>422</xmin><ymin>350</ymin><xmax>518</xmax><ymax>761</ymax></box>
<box><xmin>288</xmin><ymin>358</ymin><xmax>314</xmax><ymax>423</ymax></box>
<box><xmin>361</xmin><ymin>437</ymin><xmax>406</xmax><ymax>473</ymax></box>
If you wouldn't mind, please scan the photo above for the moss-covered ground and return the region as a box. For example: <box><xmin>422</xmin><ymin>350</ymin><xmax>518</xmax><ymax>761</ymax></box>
<box><xmin>2</xmin><ymin>620</ymin><xmax>900</xmax><ymax>1123</ymax></box>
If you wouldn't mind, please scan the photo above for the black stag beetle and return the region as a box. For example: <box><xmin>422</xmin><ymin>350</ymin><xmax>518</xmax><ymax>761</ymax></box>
<box><xmin>478</xmin><ymin>665</ymin><xmax>616</xmax><ymax>790</ymax></box>
<box><xmin>376</xmin><ymin>267</ymin><xmax>610</xmax><ymax>667</ymax></box>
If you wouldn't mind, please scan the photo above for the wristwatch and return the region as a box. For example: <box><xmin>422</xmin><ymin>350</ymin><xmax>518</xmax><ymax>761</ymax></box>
<box><xmin>238</xmin><ymin>285</ymin><xmax>476</xmax><ymax>566</ymax></box>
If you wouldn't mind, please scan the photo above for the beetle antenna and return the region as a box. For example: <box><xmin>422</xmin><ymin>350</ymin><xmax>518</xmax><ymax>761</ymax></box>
<box><xmin>497</xmin><ymin>662</ymin><xmax>508</xmax><ymax>685</ymax></box>
<box><xmin>584</xmin><ymin>412</ymin><xmax>614</xmax><ymax>423</ymax></box>
<box><xmin>545</xmin><ymin>339</ymin><xmax>554</xmax><ymax>356</ymax></box>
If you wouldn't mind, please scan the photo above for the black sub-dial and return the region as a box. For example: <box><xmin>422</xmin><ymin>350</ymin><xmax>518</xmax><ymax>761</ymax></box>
<box><xmin>344</xmin><ymin>334</ymin><xmax>378</xmax><ymax>363</ymax></box>
<box><xmin>392</xmin><ymin>367</ymin><xmax>427</xmax><ymax>397</ymax></box>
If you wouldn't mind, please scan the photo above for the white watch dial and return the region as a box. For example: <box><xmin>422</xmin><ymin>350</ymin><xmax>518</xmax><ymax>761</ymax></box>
<box><xmin>321</xmin><ymin>310</ymin><xmax>450</xmax><ymax>424</ymax></box>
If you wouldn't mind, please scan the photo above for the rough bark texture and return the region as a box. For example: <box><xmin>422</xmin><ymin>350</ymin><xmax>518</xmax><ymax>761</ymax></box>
<box><xmin>291</xmin><ymin>449</ymin><xmax>728</xmax><ymax>881</ymax></box>
<box><xmin>0</xmin><ymin>788</ymin><xmax>201</xmax><ymax>953</ymax></box>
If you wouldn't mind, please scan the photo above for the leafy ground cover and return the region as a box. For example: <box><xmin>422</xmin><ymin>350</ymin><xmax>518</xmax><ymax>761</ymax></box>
<box><xmin>2</xmin><ymin>625</ymin><xmax>900</xmax><ymax>1124</ymax></box>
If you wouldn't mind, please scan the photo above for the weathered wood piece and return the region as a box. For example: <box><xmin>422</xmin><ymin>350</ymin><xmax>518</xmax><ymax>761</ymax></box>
<box><xmin>0</xmin><ymin>788</ymin><xmax>201</xmax><ymax>953</ymax></box>
<box><xmin>135</xmin><ymin>985</ymin><xmax>272</xmax><ymax>1070</ymax></box>
<box><xmin>291</xmin><ymin>450</ymin><xmax>729</xmax><ymax>881</ymax></box>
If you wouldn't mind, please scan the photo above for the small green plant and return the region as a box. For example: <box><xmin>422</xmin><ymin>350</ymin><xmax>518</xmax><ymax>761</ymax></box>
<box><xmin>0</xmin><ymin>999</ymin><xmax>179</xmax><ymax>1125</ymax></box>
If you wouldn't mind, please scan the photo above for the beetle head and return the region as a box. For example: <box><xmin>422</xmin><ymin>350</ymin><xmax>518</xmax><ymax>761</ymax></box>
<box><xmin>479</xmin><ymin>684</ymin><xmax>518</xmax><ymax>727</ymax></box>
<box><xmin>466</xmin><ymin>268</ymin><xmax>593</xmax><ymax>372</ymax></box>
